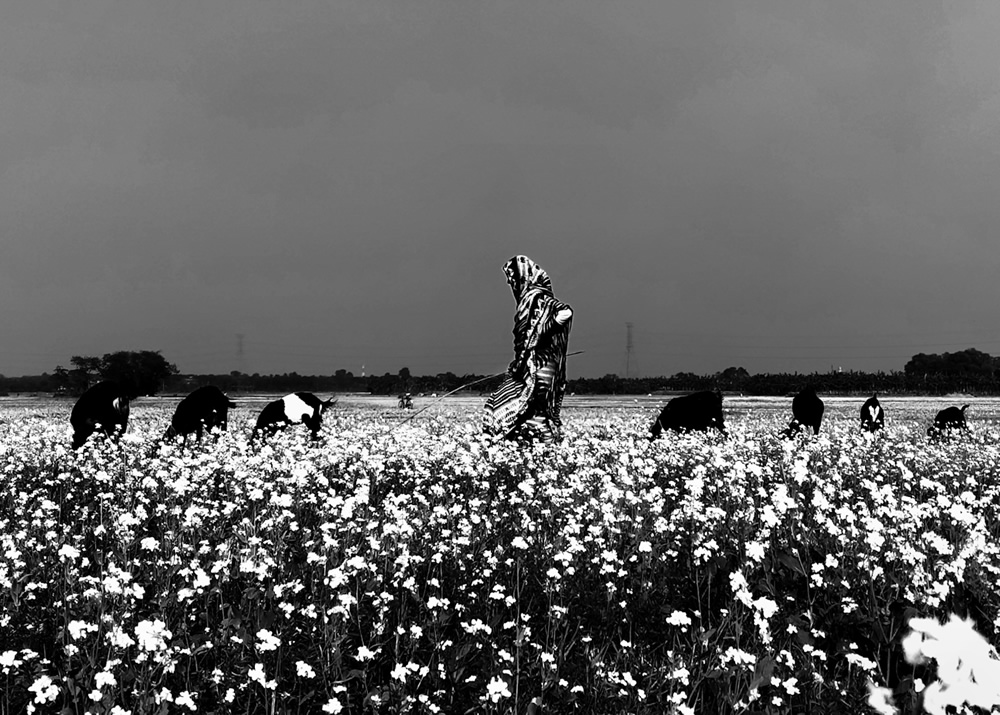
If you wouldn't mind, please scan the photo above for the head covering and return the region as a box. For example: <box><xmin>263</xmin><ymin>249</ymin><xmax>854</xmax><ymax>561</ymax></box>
<box><xmin>504</xmin><ymin>255</ymin><xmax>552</xmax><ymax>302</ymax></box>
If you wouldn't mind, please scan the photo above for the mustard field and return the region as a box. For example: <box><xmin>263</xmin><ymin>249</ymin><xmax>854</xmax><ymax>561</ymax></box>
<box><xmin>1</xmin><ymin>394</ymin><xmax>999</xmax><ymax>714</ymax></box>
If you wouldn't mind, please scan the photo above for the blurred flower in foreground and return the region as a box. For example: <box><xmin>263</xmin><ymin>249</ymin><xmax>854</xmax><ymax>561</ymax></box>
<box><xmin>866</xmin><ymin>681</ymin><xmax>896</xmax><ymax>715</ymax></box>
<box><xmin>884</xmin><ymin>613</ymin><xmax>1000</xmax><ymax>715</ymax></box>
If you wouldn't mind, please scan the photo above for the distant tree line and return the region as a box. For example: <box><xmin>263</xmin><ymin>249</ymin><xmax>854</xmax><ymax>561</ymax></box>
<box><xmin>567</xmin><ymin>369</ymin><xmax>904</xmax><ymax>396</ymax></box>
<box><xmin>0</xmin><ymin>360</ymin><xmax>508</xmax><ymax>398</ymax></box>
<box><xmin>566</xmin><ymin>348</ymin><xmax>1000</xmax><ymax>396</ymax></box>
<box><xmin>52</xmin><ymin>351</ymin><xmax>179</xmax><ymax>398</ymax></box>
<box><xmin>2</xmin><ymin>347</ymin><xmax>999</xmax><ymax>397</ymax></box>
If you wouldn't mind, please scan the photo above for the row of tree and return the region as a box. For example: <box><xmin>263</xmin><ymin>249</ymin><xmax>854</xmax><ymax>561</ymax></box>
<box><xmin>568</xmin><ymin>370</ymin><xmax>944</xmax><ymax>396</ymax></box>
<box><xmin>568</xmin><ymin>349</ymin><xmax>1000</xmax><ymax>395</ymax></box>
<box><xmin>1</xmin><ymin>347</ymin><xmax>999</xmax><ymax>397</ymax></box>
<box><xmin>53</xmin><ymin>352</ymin><xmax>179</xmax><ymax>398</ymax></box>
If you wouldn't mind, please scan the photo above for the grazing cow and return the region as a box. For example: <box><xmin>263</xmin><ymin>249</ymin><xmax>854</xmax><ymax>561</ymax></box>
<box><xmin>649</xmin><ymin>391</ymin><xmax>725</xmax><ymax>440</ymax></box>
<box><xmin>253</xmin><ymin>393</ymin><xmax>336</xmax><ymax>441</ymax></box>
<box><xmin>927</xmin><ymin>404</ymin><xmax>969</xmax><ymax>439</ymax></box>
<box><xmin>860</xmin><ymin>393</ymin><xmax>884</xmax><ymax>433</ymax></box>
<box><xmin>782</xmin><ymin>387</ymin><xmax>824</xmax><ymax>438</ymax></box>
<box><xmin>71</xmin><ymin>381</ymin><xmax>131</xmax><ymax>449</ymax></box>
<box><xmin>164</xmin><ymin>386</ymin><xmax>236</xmax><ymax>443</ymax></box>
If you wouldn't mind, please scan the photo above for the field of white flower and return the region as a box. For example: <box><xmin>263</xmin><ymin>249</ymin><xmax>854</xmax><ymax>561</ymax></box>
<box><xmin>2</xmin><ymin>394</ymin><xmax>1000</xmax><ymax>714</ymax></box>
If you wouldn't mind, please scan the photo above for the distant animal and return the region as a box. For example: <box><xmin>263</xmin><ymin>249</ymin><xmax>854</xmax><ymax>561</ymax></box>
<box><xmin>164</xmin><ymin>386</ymin><xmax>236</xmax><ymax>443</ymax></box>
<box><xmin>782</xmin><ymin>387</ymin><xmax>824</xmax><ymax>438</ymax></box>
<box><xmin>71</xmin><ymin>381</ymin><xmax>131</xmax><ymax>449</ymax></box>
<box><xmin>928</xmin><ymin>404</ymin><xmax>969</xmax><ymax>439</ymax></box>
<box><xmin>860</xmin><ymin>393</ymin><xmax>884</xmax><ymax>433</ymax></box>
<box><xmin>649</xmin><ymin>391</ymin><xmax>725</xmax><ymax>440</ymax></box>
<box><xmin>253</xmin><ymin>393</ymin><xmax>336</xmax><ymax>441</ymax></box>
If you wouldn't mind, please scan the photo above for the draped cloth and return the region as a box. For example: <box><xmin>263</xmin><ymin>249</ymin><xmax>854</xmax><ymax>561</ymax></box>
<box><xmin>484</xmin><ymin>255</ymin><xmax>573</xmax><ymax>442</ymax></box>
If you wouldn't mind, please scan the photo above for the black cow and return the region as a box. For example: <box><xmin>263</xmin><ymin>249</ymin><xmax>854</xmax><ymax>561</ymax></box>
<box><xmin>782</xmin><ymin>387</ymin><xmax>824</xmax><ymax>438</ymax></box>
<box><xmin>253</xmin><ymin>393</ymin><xmax>336</xmax><ymax>441</ymax></box>
<box><xmin>164</xmin><ymin>386</ymin><xmax>236</xmax><ymax>443</ymax></box>
<box><xmin>71</xmin><ymin>381</ymin><xmax>131</xmax><ymax>449</ymax></box>
<box><xmin>860</xmin><ymin>393</ymin><xmax>884</xmax><ymax>433</ymax></box>
<box><xmin>928</xmin><ymin>404</ymin><xmax>969</xmax><ymax>439</ymax></box>
<box><xmin>649</xmin><ymin>391</ymin><xmax>725</xmax><ymax>440</ymax></box>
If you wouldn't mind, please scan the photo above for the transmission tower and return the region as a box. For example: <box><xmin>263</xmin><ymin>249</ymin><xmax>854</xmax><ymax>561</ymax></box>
<box><xmin>625</xmin><ymin>323</ymin><xmax>637</xmax><ymax>378</ymax></box>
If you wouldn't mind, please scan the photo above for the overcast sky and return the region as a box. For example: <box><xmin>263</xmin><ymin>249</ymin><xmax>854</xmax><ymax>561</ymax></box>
<box><xmin>4</xmin><ymin>0</ymin><xmax>1000</xmax><ymax>379</ymax></box>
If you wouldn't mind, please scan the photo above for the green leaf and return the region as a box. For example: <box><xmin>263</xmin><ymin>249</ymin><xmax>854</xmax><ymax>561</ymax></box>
<box><xmin>749</xmin><ymin>654</ymin><xmax>776</xmax><ymax>691</ymax></box>
<box><xmin>776</xmin><ymin>550</ymin><xmax>807</xmax><ymax>578</ymax></box>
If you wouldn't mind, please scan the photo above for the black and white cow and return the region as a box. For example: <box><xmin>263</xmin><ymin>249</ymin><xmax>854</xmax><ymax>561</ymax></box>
<box><xmin>253</xmin><ymin>393</ymin><xmax>336</xmax><ymax>441</ymax></box>
<box><xmin>164</xmin><ymin>386</ymin><xmax>236</xmax><ymax>443</ymax></box>
<box><xmin>71</xmin><ymin>381</ymin><xmax>131</xmax><ymax>449</ymax></box>
<box><xmin>782</xmin><ymin>387</ymin><xmax>824</xmax><ymax>438</ymax></box>
<box><xmin>860</xmin><ymin>393</ymin><xmax>884</xmax><ymax>433</ymax></box>
<box><xmin>648</xmin><ymin>390</ymin><xmax>725</xmax><ymax>440</ymax></box>
<box><xmin>927</xmin><ymin>404</ymin><xmax>969</xmax><ymax>439</ymax></box>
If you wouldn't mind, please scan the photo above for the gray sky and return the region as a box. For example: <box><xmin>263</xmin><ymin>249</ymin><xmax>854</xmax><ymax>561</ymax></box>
<box><xmin>4</xmin><ymin>0</ymin><xmax>1000</xmax><ymax>379</ymax></box>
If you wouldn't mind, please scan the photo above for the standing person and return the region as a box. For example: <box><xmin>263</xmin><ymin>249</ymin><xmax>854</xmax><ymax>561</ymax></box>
<box><xmin>484</xmin><ymin>255</ymin><xmax>574</xmax><ymax>443</ymax></box>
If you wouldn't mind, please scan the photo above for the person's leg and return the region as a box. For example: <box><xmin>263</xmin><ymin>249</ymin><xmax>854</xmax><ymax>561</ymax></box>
<box><xmin>524</xmin><ymin>364</ymin><xmax>558</xmax><ymax>443</ymax></box>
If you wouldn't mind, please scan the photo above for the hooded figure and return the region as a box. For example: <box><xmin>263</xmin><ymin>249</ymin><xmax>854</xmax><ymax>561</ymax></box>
<box><xmin>484</xmin><ymin>255</ymin><xmax>573</xmax><ymax>443</ymax></box>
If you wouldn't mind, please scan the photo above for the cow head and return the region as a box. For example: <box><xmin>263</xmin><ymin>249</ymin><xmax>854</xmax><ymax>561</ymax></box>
<box><xmin>112</xmin><ymin>397</ymin><xmax>130</xmax><ymax>417</ymax></box>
